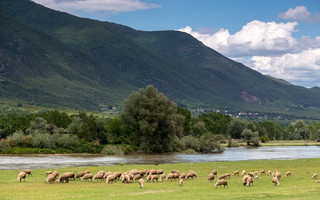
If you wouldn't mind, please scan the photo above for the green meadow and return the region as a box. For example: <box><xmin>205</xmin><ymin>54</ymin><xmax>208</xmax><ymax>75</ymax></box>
<box><xmin>1</xmin><ymin>158</ymin><xmax>320</xmax><ymax>200</ymax></box>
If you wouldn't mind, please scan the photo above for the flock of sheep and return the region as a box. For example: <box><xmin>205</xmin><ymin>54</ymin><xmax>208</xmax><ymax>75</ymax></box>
<box><xmin>16</xmin><ymin>168</ymin><xmax>320</xmax><ymax>189</ymax></box>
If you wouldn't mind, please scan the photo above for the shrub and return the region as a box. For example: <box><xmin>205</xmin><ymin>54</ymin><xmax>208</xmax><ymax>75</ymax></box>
<box><xmin>6</xmin><ymin>130</ymin><xmax>25</xmax><ymax>146</ymax></box>
<box><xmin>0</xmin><ymin>139</ymin><xmax>9</xmax><ymax>150</ymax></box>
<box><xmin>259</xmin><ymin>136</ymin><xmax>270</xmax><ymax>143</ymax></box>
<box><xmin>32</xmin><ymin>131</ymin><xmax>56</xmax><ymax>149</ymax></box>
<box><xmin>227</xmin><ymin>138</ymin><xmax>240</xmax><ymax>147</ymax></box>
<box><xmin>199</xmin><ymin>133</ymin><xmax>223</xmax><ymax>153</ymax></box>
<box><xmin>173</xmin><ymin>136</ymin><xmax>185</xmax><ymax>152</ymax></box>
<box><xmin>182</xmin><ymin>148</ymin><xmax>197</xmax><ymax>154</ymax></box>
<box><xmin>181</xmin><ymin>135</ymin><xmax>200</xmax><ymax>152</ymax></box>
<box><xmin>56</xmin><ymin>133</ymin><xmax>80</xmax><ymax>149</ymax></box>
<box><xmin>76</xmin><ymin>142</ymin><xmax>103</xmax><ymax>153</ymax></box>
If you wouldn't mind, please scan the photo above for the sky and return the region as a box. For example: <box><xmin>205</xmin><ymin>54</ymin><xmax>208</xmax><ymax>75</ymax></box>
<box><xmin>31</xmin><ymin>0</ymin><xmax>320</xmax><ymax>88</ymax></box>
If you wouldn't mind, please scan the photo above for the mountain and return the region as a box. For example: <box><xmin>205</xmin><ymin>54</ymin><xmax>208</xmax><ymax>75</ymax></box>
<box><xmin>1</xmin><ymin>0</ymin><xmax>320</xmax><ymax>120</ymax></box>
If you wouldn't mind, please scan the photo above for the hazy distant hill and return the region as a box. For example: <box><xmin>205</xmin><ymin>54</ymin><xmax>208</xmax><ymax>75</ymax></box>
<box><xmin>1</xmin><ymin>0</ymin><xmax>320</xmax><ymax>120</ymax></box>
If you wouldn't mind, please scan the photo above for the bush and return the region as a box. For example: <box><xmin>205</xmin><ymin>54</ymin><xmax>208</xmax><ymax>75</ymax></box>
<box><xmin>259</xmin><ymin>136</ymin><xmax>270</xmax><ymax>143</ymax></box>
<box><xmin>0</xmin><ymin>139</ymin><xmax>9</xmax><ymax>150</ymax></box>
<box><xmin>227</xmin><ymin>138</ymin><xmax>240</xmax><ymax>147</ymax></box>
<box><xmin>199</xmin><ymin>133</ymin><xmax>223</xmax><ymax>153</ymax></box>
<box><xmin>183</xmin><ymin>148</ymin><xmax>197</xmax><ymax>154</ymax></box>
<box><xmin>101</xmin><ymin>145</ymin><xmax>124</xmax><ymax>155</ymax></box>
<box><xmin>76</xmin><ymin>142</ymin><xmax>103</xmax><ymax>153</ymax></box>
<box><xmin>181</xmin><ymin>135</ymin><xmax>200</xmax><ymax>152</ymax></box>
<box><xmin>56</xmin><ymin>133</ymin><xmax>80</xmax><ymax>149</ymax></box>
<box><xmin>172</xmin><ymin>136</ymin><xmax>185</xmax><ymax>152</ymax></box>
<box><xmin>32</xmin><ymin>131</ymin><xmax>56</xmax><ymax>149</ymax></box>
<box><xmin>6</xmin><ymin>130</ymin><xmax>25</xmax><ymax>146</ymax></box>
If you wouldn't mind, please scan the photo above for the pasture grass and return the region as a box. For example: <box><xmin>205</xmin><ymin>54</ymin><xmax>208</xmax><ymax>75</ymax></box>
<box><xmin>1</xmin><ymin>158</ymin><xmax>320</xmax><ymax>199</ymax></box>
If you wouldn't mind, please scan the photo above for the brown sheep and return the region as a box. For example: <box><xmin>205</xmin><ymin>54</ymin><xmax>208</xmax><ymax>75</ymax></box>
<box><xmin>138</xmin><ymin>178</ymin><xmax>144</xmax><ymax>188</ymax></box>
<box><xmin>166</xmin><ymin>173</ymin><xmax>179</xmax><ymax>181</ymax></box>
<box><xmin>133</xmin><ymin>174</ymin><xmax>141</xmax><ymax>181</ymax></box>
<box><xmin>121</xmin><ymin>174</ymin><xmax>131</xmax><ymax>183</ymax></box>
<box><xmin>312</xmin><ymin>173</ymin><xmax>318</xmax><ymax>179</ymax></box>
<box><xmin>211</xmin><ymin>170</ymin><xmax>217</xmax><ymax>176</ymax></box>
<box><xmin>84</xmin><ymin>169</ymin><xmax>90</xmax><ymax>174</ymax></box>
<box><xmin>218</xmin><ymin>174</ymin><xmax>227</xmax><ymax>180</ymax></box>
<box><xmin>156</xmin><ymin>169</ymin><xmax>164</xmax><ymax>174</ymax></box>
<box><xmin>44</xmin><ymin>171</ymin><xmax>53</xmax><ymax>175</ymax></box>
<box><xmin>242</xmin><ymin>175</ymin><xmax>250</xmax><ymax>186</ymax></box>
<box><xmin>171</xmin><ymin>170</ymin><xmax>180</xmax><ymax>176</ymax></box>
<box><xmin>285</xmin><ymin>171</ymin><xmax>291</xmax><ymax>177</ymax></box>
<box><xmin>129</xmin><ymin>169</ymin><xmax>140</xmax><ymax>175</ymax></box>
<box><xmin>272</xmin><ymin>176</ymin><xmax>280</xmax><ymax>186</ymax></box>
<box><xmin>148</xmin><ymin>169</ymin><xmax>156</xmax><ymax>175</ymax></box>
<box><xmin>106</xmin><ymin>174</ymin><xmax>116</xmax><ymax>184</ymax></box>
<box><xmin>57</xmin><ymin>172</ymin><xmax>75</xmax><ymax>183</ymax></box>
<box><xmin>75</xmin><ymin>172</ymin><xmax>86</xmax><ymax>180</ymax></box>
<box><xmin>241</xmin><ymin>170</ymin><xmax>246</xmax><ymax>176</ymax></box>
<box><xmin>188</xmin><ymin>170</ymin><xmax>198</xmax><ymax>178</ymax></box>
<box><xmin>146</xmin><ymin>175</ymin><xmax>152</xmax><ymax>182</ymax></box>
<box><xmin>139</xmin><ymin>170</ymin><xmax>147</xmax><ymax>176</ymax></box>
<box><xmin>179</xmin><ymin>173</ymin><xmax>187</xmax><ymax>179</ymax></box>
<box><xmin>22</xmin><ymin>169</ymin><xmax>32</xmax><ymax>177</ymax></box>
<box><xmin>46</xmin><ymin>174</ymin><xmax>57</xmax><ymax>183</ymax></box>
<box><xmin>93</xmin><ymin>172</ymin><xmax>105</xmax><ymax>182</ymax></box>
<box><xmin>103</xmin><ymin>172</ymin><xmax>113</xmax><ymax>180</ymax></box>
<box><xmin>246</xmin><ymin>176</ymin><xmax>253</xmax><ymax>186</ymax></box>
<box><xmin>233</xmin><ymin>171</ymin><xmax>239</xmax><ymax>176</ymax></box>
<box><xmin>208</xmin><ymin>173</ymin><xmax>215</xmax><ymax>182</ymax></box>
<box><xmin>260</xmin><ymin>170</ymin><xmax>266</xmax><ymax>175</ymax></box>
<box><xmin>215</xmin><ymin>180</ymin><xmax>228</xmax><ymax>188</ymax></box>
<box><xmin>274</xmin><ymin>172</ymin><xmax>281</xmax><ymax>179</ymax></box>
<box><xmin>248</xmin><ymin>172</ymin><xmax>254</xmax><ymax>177</ymax></box>
<box><xmin>268</xmin><ymin>170</ymin><xmax>272</xmax><ymax>176</ymax></box>
<box><xmin>159</xmin><ymin>173</ymin><xmax>166</xmax><ymax>182</ymax></box>
<box><xmin>17</xmin><ymin>171</ymin><xmax>26</xmax><ymax>182</ymax></box>
<box><xmin>225</xmin><ymin>173</ymin><xmax>231</xmax><ymax>179</ymax></box>
<box><xmin>81</xmin><ymin>173</ymin><xmax>93</xmax><ymax>182</ymax></box>
<box><xmin>151</xmin><ymin>175</ymin><xmax>159</xmax><ymax>182</ymax></box>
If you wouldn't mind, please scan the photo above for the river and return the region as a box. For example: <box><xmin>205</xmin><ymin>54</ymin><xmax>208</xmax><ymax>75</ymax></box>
<box><xmin>1</xmin><ymin>146</ymin><xmax>320</xmax><ymax>170</ymax></box>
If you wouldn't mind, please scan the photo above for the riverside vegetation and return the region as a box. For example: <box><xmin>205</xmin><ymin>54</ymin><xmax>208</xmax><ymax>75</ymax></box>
<box><xmin>1</xmin><ymin>86</ymin><xmax>320</xmax><ymax>154</ymax></box>
<box><xmin>1</xmin><ymin>158</ymin><xmax>320</xmax><ymax>200</ymax></box>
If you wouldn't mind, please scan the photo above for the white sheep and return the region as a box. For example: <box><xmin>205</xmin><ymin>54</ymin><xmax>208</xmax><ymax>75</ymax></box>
<box><xmin>138</xmin><ymin>178</ymin><xmax>144</xmax><ymax>188</ymax></box>
<box><xmin>179</xmin><ymin>178</ymin><xmax>183</xmax><ymax>186</ymax></box>
<box><xmin>272</xmin><ymin>176</ymin><xmax>280</xmax><ymax>186</ymax></box>
<box><xmin>312</xmin><ymin>173</ymin><xmax>318</xmax><ymax>179</ymax></box>
<box><xmin>81</xmin><ymin>173</ymin><xmax>93</xmax><ymax>182</ymax></box>
<box><xmin>215</xmin><ymin>180</ymin><xmax>228</xmax><ymax>188</ymax></box>
<box><xmin>285</xmin><ymin>171</ymin><xmax>291</xmax><ymax>177</ymax></box>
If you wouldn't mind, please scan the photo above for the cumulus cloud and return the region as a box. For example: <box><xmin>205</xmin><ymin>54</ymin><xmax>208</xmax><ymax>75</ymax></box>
<box><xmin>279</xmin><ymin>6</ymin><xmax>320</xmax><ymax>23</ymax></box>
<box><xmin>32</xmin><ymin>0</ymin><xmax>160</xmax><ymax>13</ymax></box>
<box><xmin>178</xmin><ymin>20</ymin><xmax>320</xmax><ymax>87</ymax></box>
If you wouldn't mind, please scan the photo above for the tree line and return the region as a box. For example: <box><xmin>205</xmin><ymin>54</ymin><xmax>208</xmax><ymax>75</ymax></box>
<box><xmin>1</xmin><ymin>85</ymin><xmax>320</xmax><ymax>154</ymax></box>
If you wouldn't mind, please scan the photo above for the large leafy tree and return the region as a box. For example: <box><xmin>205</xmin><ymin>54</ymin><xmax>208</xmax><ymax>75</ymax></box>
<box><xmin>120</xmin><ymin>85</ymin><xmax>184</xmax><ymax>153</ymax></box>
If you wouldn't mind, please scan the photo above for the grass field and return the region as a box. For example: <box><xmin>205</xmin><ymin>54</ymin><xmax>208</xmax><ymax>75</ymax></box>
<box><xmin>1</xmin><ymin>158</ymin><xmax>320</xmax><ymax>200</ymax></box>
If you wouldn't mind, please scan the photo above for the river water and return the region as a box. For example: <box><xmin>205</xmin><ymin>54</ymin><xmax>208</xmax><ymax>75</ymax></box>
<box><xmin>1</xmin><ymin>146</ymin><xmax>320</xmax><ymax>170</ymax></box>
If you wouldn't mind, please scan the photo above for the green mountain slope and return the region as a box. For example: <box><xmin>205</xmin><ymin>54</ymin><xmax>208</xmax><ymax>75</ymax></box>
<box><xmin>1</xmin><ymin>0</ymin><xmax>320</xmax><ymax>120</ymax></box>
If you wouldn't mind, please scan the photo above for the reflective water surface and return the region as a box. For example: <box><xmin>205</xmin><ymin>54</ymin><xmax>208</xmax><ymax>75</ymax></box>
<box><xmin>1</xmin><ymin>146</ymin><xmax>320</xmax><ymax>170</ymax></box>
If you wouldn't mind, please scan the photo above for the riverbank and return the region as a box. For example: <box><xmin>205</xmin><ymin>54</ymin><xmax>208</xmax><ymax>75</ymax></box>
<box><xmin>1</xmin><ymin>158</ymin><xmax>320</xmax><ymax>200</ymax></box>
<box><xmin>221</xmin><ymin>140</ymin><xmax>320</xmax><ymax>147</ymax></box>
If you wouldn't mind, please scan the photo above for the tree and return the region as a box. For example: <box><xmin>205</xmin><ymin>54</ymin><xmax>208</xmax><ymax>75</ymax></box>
<box><xmin>120</xmin><ymin>85</ymin><xmax>184</xmax><ymax>153</ymax></box>
<box><xmin>286</xmin><ymin>120</ymin><xmax>309</xmax><ymax>140</ymax></box>
<box><xmin>227</xmin><ymin>118</ymin><xmax>247</xmax><ymax>139</ymax></box>
<box><xmin>198</xmin><ymin>112</ymin><xmax>232</xmax><ymax>136</ymax></box>
<box><xmin>177</xmin><ymin>107</ymin><xmax>192</xmax><ymax>136</ymax></box>
<box><xmin>68</xmin><ymin>112</ymin><xmax>107</xmax><ymax>143</ymax></box>
<box><xmin>241</xmin><ymin>128</ymin><xmax>259</xmax><ymax>146</ymax></box>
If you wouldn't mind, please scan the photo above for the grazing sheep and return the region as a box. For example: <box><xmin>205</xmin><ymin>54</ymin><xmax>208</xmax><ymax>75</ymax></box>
<box><xmin>225</xmin><ymin>173</ymin><xmax>231</xmax><ymax>179</ymax></box>
<box><xmin>151</xmin><ymin>175</ymin><xmax>159</xmax><ymax>182</ymax></box>
<box><xmin>81</xmin><ymin>173</ymin><xmax>93</xmax><ymax>182</ymax></box>
<box><xmin>272</xmin><ymin>176</ymin><xmax>280</xmax><ymax>186</ymax></box>
<box><xmin>260</xmin><ymin>170</ymin><xmax>266</xmax><ymax>175</ymax></box>
<box><xmin>254</xmin><ymin>175</ymin><xmax>259</xmax><ymax>180</ymax></box>
<box><xmin>146</xmin><ymin>175</ymin><xmax>153</xmax><ymax>183</ymax></box>
<box><xmin>129</xmin><ymin>169</ymin><xmax>140</xmax><ymax>175</ymax></box>
<box><xmin>103</xmin><ymin>172</ymin><xmax>113</xmax><ymax>180</ymax></box>
<box><xmin>57</xmin><ymin>172</ymin><xmax>75</xmax><ymax>183</ymax></box>
<box><xmin>156</xmin><ymin>169</ymin><xmax>164</xmax><ymax>174</ymax></box>
<box><xmin>75</xmin><ymin>172</ymin><xmax>86</xmax><ymax>180</ymax></box>
<box><xmin>166</xmin><ymin>173</ymin><xmax>179</xmax><ymax>181</ymax></box>
<box><xmin>312</xmin><ymin>173</ymin><xmax>318</xmax><ymax>179</ymax></box>
<box><xmin>186</xmin><ymin>171</ymin><xmax>198</xmax><ymax>179</ymax></box>
<box><xmin>208</xmin><ymin>173</ymin><xmax>215</xmax><ymax>182</ymax></box>
<box><xmin>246</xmin><ymin>176</ymin><xmax>253</xmax><ymax>186</ymax></box>
<box><xmin>121</xmin><ymin>174</ymin><xmax>131</xmax><ymax>183</ymax></box>
<box><xmin>22</xmin><ymin>169</ymin><xmax>32</xmax><ymax>177</ymax></box>
<box><xmin>253</xmin><ymin>171</ymin><xmax>259</xmax><ymax>176</ymax></box>
<box><xmin>84</xmin><ymin>169</ymin><xmax>90</xmax><ymax>174</ymax></box>
<box><xmin>233</xmin><ymin>171</ymin><xmax>239</xmax><ymax>176</ymax></box>
<box><xmin>139</xmin><ymin>170</ymin><xmax>147</xmax><ymax>176</ymax></box>
<box><xmin>211</xmin><ymin>170</ymin><xmax>217</xmax><ymax>176</ymax></box>
<box><xmin>179</xmin><ymin>178</ymin><xmax>183</xmax><ymax>186</ymax></box>
<box><xmin>268</xmin><ymin>171</ymin><xmax>272</xmax><ymax>176</ymax></box>
<box><xmin>93</xmin><ymin>172</ymin><xmax>105</xmax><ymax>182</ymax></box>
<box><xmin>285</xmin><ymin>171</ymin><xmax>291</xmax><ymax>177</ymax></box>
<box><xmin>45</xmin><ymin>171</ymin><xmax>53</xmax><ymax>175</ymax></box>
<box><xmin>241</xmin><ymin>170</ymin><xmax>246</xmax><ymax>177</ymax></box>
<box><xmin>215</xmin><ymin>180</ymin><xmax>228</xmax><ymax>188</ymax></box>
<box><xmin>148</xmin><ymin>169</ymin><xmax>156</xmax><ymax>175</ymax></box>
<box><xmin>17</xmin><ymin>171</ymin><xmax>26</xmax><ymax>182</ymax></box>
<box><xmin>218</xmin><ymin>174</ymin><xmax>227</xmax><ymax>180</ymax></box>
<box><xmin>52</xmin><ymin>171</ymin><xmax>59</xmax><ymax>177</ymax></box>
<box><xmin>46</xmin><ymin>174</ymin><xmax>57</xmax><ymax>183</ymax></box>
<box><xmin>179</xmin><ymin>173</ymin><xmax>187</xmax><ymax>179</ymax></box>
<box><xmin>106</xmin><ymin>174</ymin><xmax>116</xmax><ymax>184</ymax></box>
<box><xmin>133</xmin><ymin>174</ymin><xmax>141</xmax><ymax>181</ymax></box>
<box><xmin>159</xmin><ymin>173</ymin><xmax>166</xmax><ymax>182</ymax></box>
<box><xmin>171</xmin><ymin>170</ymin><xmax>180</xmax><ymax>176</ymax></box>
<box><xmin>248</xmin><ymin>172</ymin><xmax>254</xmax><ymax>177</ymax></box>
<box><xmin>242</xmin><ymin>175</ymin><xmax>250</xmax><ymax>186</ymax></box>
<box><xmin>316</xmin><ymin>180</ymin><xmax>320</xmax><ymax>183</ymax></box>
<box><xmin>138</xmin><ymin>178</ymin><xmax>144</xmax><ymax>188</ymax></box>
<box><xmin>274</xmin><ymin>172</ymin><xmax>281</xmax><ymax>179</ymax></box>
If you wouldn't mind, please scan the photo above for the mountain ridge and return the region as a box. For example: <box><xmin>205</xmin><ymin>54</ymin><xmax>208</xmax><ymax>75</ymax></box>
<box><xmin>1</xmin><ymin>0</ymin><xmax>320</xmax><ymax>120</ymax></box>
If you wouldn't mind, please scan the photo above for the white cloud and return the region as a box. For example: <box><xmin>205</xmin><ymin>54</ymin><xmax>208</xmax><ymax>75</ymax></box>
<box><xmin>279</xmin><ymin>6</ymin><xmax>320</xmax><ymax>23</ymax></box>
<box><xmin>178</xmin><ymin>20</ymin><xmax>320</xmax><ymax>87</ymax></box>
<box><xmin>32</xmin><ymin>0</ymin><xmax>160</xmax><ymax>13</ymax></box>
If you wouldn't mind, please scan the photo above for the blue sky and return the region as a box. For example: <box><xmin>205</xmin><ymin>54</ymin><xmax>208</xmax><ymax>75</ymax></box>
<box><xmin>32</xmin><ymin>0</ymin><xmax>320</xmax><ymax>88</ymax></box>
